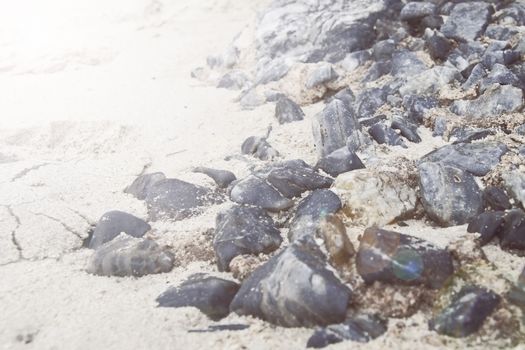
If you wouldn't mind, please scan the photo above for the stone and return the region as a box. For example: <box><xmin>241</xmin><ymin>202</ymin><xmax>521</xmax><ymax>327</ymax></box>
<box><xmin>451</xmin><ymin>84</ymin><xmax>524</xmax><ymax>118</ymax></box>
<box><xmin>86</xmin><ymin>234</ymin><xmax>174</xmax><ymax>277</ymax></box>
<box><xmin>368</xmin><ymin>123</ymin><xmax>407</xmax><ymax>148</ymax></box>
<box><xmin>156</xmin><ymin>275</ymin><xmax>240</xmax><ymax>320</ymax></box>
<box><xmin>306</xmin><ymin>314</ymin><xmax>387</xmax><ymax>348</ymax></box>
<box><xmin>229</xmin><ymin>175</ymin><xmax>293</xmax><ymax>212</ymax></box>
<box><xmin>502</xmin><ymin>171</ymin><xmax>525</xmax><ymax>208</ymax></box>
<box><xmin>334</xmin><ymin>169</ymin><xmax>417</xmax><ymax>227</ymax></box>
<box><xmin>399</xmin><ymin>66</ymin><xmax>460</xmax><ymax>96</ymax></box>
<box><xmin>483</xmin><ymin>186</ymin><xmax>511</xmax><ymax>211</ymax></box>
<box><xmin>420</xmin><ymin>15</ymin><xmax>443</xmax><ymax>30</ymax></box>
<box><xmin>354</xmin><ymin>87</ymin><xmax>388</xmax><ymax>119</ymax></box>
<box><xmin>241</xmin><ymin>135</ymin><xmax>279</xmax><ymax>160</ymax></box>
<box><xmin>418</xmin><ymin>162</ymin><xmax>483</xmax><ymax>227</ymax></box>
<box><xmin>372</xmin><ymin>39</ymin><xmax>396</xmax><ymax>61</ymax></box>
<box><xmin>331</xmin><ymin>88</ymin><xmax>355</xmax><ymax>110</ymax></box>
<box><xmin>317</xmin><ymin>214</ymin><xmax>355</xmax><ymax>267</ymax></box>
<box><xmin>254</xmin><ymin>58</ymin><xmax>290</xmax><ymax>85</ymax></box>
<box><xmin>362</xmin><ymin>61</ymin><xmax>392</xmax><ymax>82</ymax></box>
<box><xmin>449</xmin><ymin>127</ymin><xmax>495</xmax><ymax>144</ymax></box>
<box><xmin>230</xmin><ymin>244</ymin><xmax>353</xmax><ymax>327</ymax></box>
<box><xmin>485</xmin><ymin>24</ymin><xmax>519</xmax><ymax>40</ymax></box>
<box><xmin>429</xmin><ymin>285</ymin><xmax>501</xmax><ymax>337</ymax></box>
<box><xmin>239</xmin><ymin>89</ymin><xmax>265</xmax><ymax>110</ymax></box>
<box><xmin>124</xmin><ymin>172</ymin><xmax>166</xmax><ymax>200</ymax></box>
<box><xmin>441</xmin><ymin>2</ymin><xmax>493</xmax><ymax>42</ymax></box>
<box><xmin>391</xmin><ymin>51</ymin><xmax>427</xmax><ymax>78</ymax></box>
<box><xmin>320</xmin><ymin>21</ymin><xmax>377</xmax><ymax>62</ymax></box>
<box><xmin>217</xmin><ymin>70</ymin><xmax>249</xmax><ymax>90</ymax></box>
<box><xmin>391</xmin><ymin>117</ymin><xmax>421</xmax><ymax>143</ymax></box>
<box><xmin>467</xmin><ymin>211</ymin><xmax>506</xmax><ymax>246</ymax></box>
<box><xmin>145</xmin><ymin>178</ymin><xmax>224</xmax><ymax>221</ymax></box>
<box><xmin>356</xmin><ymin>227</ymin><xmax>454</xmax><ymax>289</ymax></box>
<box><xmin>275</xmin><ymin>96</ymin><xmax>305</xmax><ymax>124</ymax></box>
<box><xmin>462</xmin><ymin>63</ymin><xmax>485</xmax><ymax>91</ymax></box>
<box><xmin>499</xmin><ymin>209</ymin><xmax>525</xmax><ymax>251</ymax></box>
<box><xmin>312</xmin><ymin>99</ymin><xmax>362</xmax><ymax>157</ymax></box>
<box><xmin>340</xmin><ymin>50</ymin><xmax>371</xmax><ymax>72</ymax></box>
<box><xmin>266</xmin><ymin>160</ymin><xmax>333</xmax><ymax>199</ymax></box>
<box><xmin>402</xmin><ymin>95</ymin><xmax>438</xmax><ymax>124</ymax></box>
<box><xmin>187</xmin><ymin>324</ymin><xmax>250</xmax><ymax>333</ymax></box>
<box><xmin>315</xmin><ymin>146</ymin><xmax>365</xmax><ymax>177</ymax></box>
<box><xmin>480</xmin><ymin>64</ymin><xmax>520</xmax><ymax>93</ymax></box>
<box><xmin>508</xmin><ymin>265</ymin><xmax>525</xmax><ymax>308</ymax></box>
<box><xmin>193</xmin><ymin>167</ymin><xmax>236</xmax><ymax>189</ymax></box>
<box><xmin>213</xmin><ymin>205</ymin><xmax>282</xmax><ymax>271</ymax></box>
<box><xmin>420</xmin><ymin>142</ymin><xmax>508</xmax><ymax>176</ymax></box>
<box><xmin>88</xmin><ymin>211</ymin><xmax>151</xmax><ymax>249</ymax></box>
<box><xmin>424</xmin><ymin>29</ymin><xmax>452</xmax><ymax>61</ymax></box>
<box><xmin>400</xmin><ymin>2</ymin><xmax>436</xmax><ymax>21</ymax></box>
<box><xmin>306</xmin><ymin>64</ymin><xmax>338</xmax><ymax>89</ymax></box>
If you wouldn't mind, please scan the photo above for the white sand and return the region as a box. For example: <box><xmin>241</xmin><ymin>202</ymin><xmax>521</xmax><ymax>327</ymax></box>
<box><xmin>1</xmin><ymin>1</ymin><xmax>524</xmax><ymax>349</ymax></box>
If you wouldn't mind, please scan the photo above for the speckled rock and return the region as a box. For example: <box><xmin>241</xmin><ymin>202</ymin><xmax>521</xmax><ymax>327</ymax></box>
<box><xmin>241</xmin><ymin>135</ymin><xmax>279</xmax><ymax>160</ymax></box>
<box><xmin>419</xmin><ymin>162</ymin><xmax>483</xmax><ymax>227</ymax></box>
<box><xmin>499</xmin><ymin>209</ymin><xmax>525</xmax><ymax>251</ymax></box>
<box><xmin>229</xmin><ymin>175</ymin><xmax>293</xmax><ymax>211</ymax></box>
<box><xmin>502</xmin><ymin>171</ymin><xmax>525</xmax><ymax>208</ymax></box>
<box><xmin>368</xmin><ymin>123</ymin><xmax>407</xmax><ymax>148</ymax></box>
<box><xmin>145</xmin><ymin>178</ymin><xmax>224</xmax><ymax>221</ymax></box>
<box><xmin>391</xmin><ymin>117</ymin><xmax>421</xmax><ymax>143</ymax></box>
<box><xmin>451</xmin><ymin>84</ymin><xmax>523</xmax><ymax>118</ymax></box>
<box><xmin>306</xmin><ymin>63</ymin><xmax>338</xmax><ymax>89</ymax></box>
<box><xmin>193</xmin><ymin>167</ymin><xmax>236</xmax><ymax>189</ymax></box>
<box><xmin>275</xmin><ymin>96</ymin><xmax>305</xmax><ymax>124</ymax></box>
<box><xmin>400</xmin><ymin>2</ymin><xmax>436</xmax><ymax>21</ymax></box>
<box><xmin>125</xmin><ymin>172</ymin><xmax>166</xmax><ymax>200</ymax></box>
<box><xmin>213</xmin><ymin>205</ymin><xmax>282</xmax><ymax>271</ymax></box>
<box><xmin>467</xmin><ymin>211</ymin><xmax>506</xmax><ymax>246</ymax></box>
<box><xmin>315</xmin><ymin>146</ymin><xmax>365</xmax><ymax>177</ymax></box>
<box><xmin>356</xmin><ymin>227</ymin><xmax>454</xmax><ymax>289</ymax></box>
<box><xmin>334</xmin><ymin>169</ymin><xmax>417</xmax><ymax>227</ymax></box>
<box><xmin>88</xmin><ymin>211</ymin><xmax>151</xmax><ymax>249</ymax></box>
<box><xmin>156</xmin><ymin>274</ymin><xmax>240</xmax><ymax>320</ymax></box>
<box><xmin>306</xmin><ymin>314</ymin><xmax>387</xmax><ymax>348</ymax></box>
<box><xmin>87</xmin><ymin>234</ymin><xmax>174</xmax><ymax>277</ymax></box>
<box><xmin>429</xmin><ymin>285</ymin><xmax>501</xmax><ymax>337</ymax></box>
<box><xmin>399</xmin><ymin>66</ymin><xmax>460</xmax><ymax>96</ymax></box>
<box><xmin>441</xmin><ymin>2</ymin><xmax>493</xmax><ymax>42</ymax></box>
<box><xmin>230</xmin><ymin>244</ymin><xmax>353</xmax><ymax>327</ymax></box>
<box><xmin>483</xmin><ymin>186</ymin><xmax>511</xmax><ymax>211</ymax></box>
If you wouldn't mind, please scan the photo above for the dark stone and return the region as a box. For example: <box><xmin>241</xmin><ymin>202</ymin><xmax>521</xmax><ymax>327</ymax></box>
<box><xmin>485</xmin><ymin>24</ymin><xmax>519</xmax><ymax>40</ymax></box>
<box><xmin>462</xmin><ymin>63</ymin><xmax>486</xmax><ymax>90</ymax></box>
<box><xmin>306</xmin><ymin>314</ymin><xmax>387</xmax><ymax>348</ymax></box>
<box><xmin>145</xmin><ymin>179</ymin><xmax>224</xmax><ymax>221</ymax></box>
<box><xmin>229</xmin><ymin>175</ymin><xmax>293</xmax><ymax>212</ymax></box>
<box><xmin>214</xmin><ymin>205</ymin><xmax>282</xmax><ymax>271</ymax></box>
<box><xmin>230</xmin><ymin>244</ymin><xmax>353</xmax><ymax>327</ymax></box>
<box><xmin>356</xmin><ymin>227</ymin><xmax>454</xmax><ymax>289</ymax></box>
<box><xmin>125</xmin><ymin>172</ymin><xmax>166</xmax><ymax>200</ymax></box>
<box><xmin>266</xmin><ymin>160</ymin><xmax>333</xmax><ymax>199</ymax></box>
<box><xmin>313</xmin><ymin>99</ymin><xmax>362</xmax><ymax>157</ymax></box>
<box><xmin>315</xmin><ymin>146</ymin><xmax>365</xmax><ymax>177</ymax></box>
<box><xmin>306</xmin><ymin>64</ymin><xmax>338</xmax><ymax>88</ymax></box>
<box><xmin>499</xmin><ymin>209</ymin><xmax>525</xmax><ymax>251</ymax></box>
<box><xmin>368</xmin><ymin>123</ymin><xmax>407</xmax><ymax>148</ymax></box>
<box><xmin>88</xmin><ymin>211</ymin><xmax>151</xmax><ymax>249</ymax></box>
<box><xmin>321</xmin><ymin>21</ymin><xmax>377</xmax><ymax>61</ymax></box>
<box><xmin>193</xmin><ymin>167</ymin><xmax>236</xmax><ymax>189</ymax></box>
<box><xmin>241</xmin><ymin>136</ymin><xmax>279</xmax><ymax>160</ymax></box>
<box><xmin>358</xmin><ymin>114</ymin><xmax>388</xmax><ymax>128</ymax></box>
<box><xmin>86</xmin><ymin>235</ymin><xmax>175</xmax><ymax>277</ymax></box>
<box><xmin>400</xmin><ymin>2</ymin><xmax>437</xmax><ymax>21</ymax></box>
<box><xmin>483</xmin><ymin>186</ymin><xmax>511</xmax><ymax>211</ymax></box>
<box><xmin>467</xmin><ymin>211</ymin><xmax>506</xmax><ymax>246</ymax></box>
<box><xmin>156</xmin><ymin>275</ymin><xmax>240</xmax><ymax>320</ymax></box>
<box><xmin>187</xmin><ymin>324</ymin><xmax>250</xmax><ymax>333</ymax></box>
<box><xmin>420</xmin><ymin>15</ymin><xmax>444</xmax><ymax>30</ymax></box>
<box><xmin>391</xmin><ymin>117</ymin><xmax>421</xmax><ymax>143</ymax></box>
<box><xmin>391</xmin><ymin>51</ymin><xmax>427</xmax><ymax>78</ymax></box>
<box><xmin>508</xmin><ymin>266</ymin><xmax>525</xmax><ymax>308</ymax></box>
<box><xmin>479</xmin><ymin>63</ymin><xmax>520</xmax><ymax>93</ymax></box>
<box><xmin>420</xmin><ymin>142</ymin><xmax>508</xmax><ymax>176</ymax></box>
<box><xmin>451</xmin><ymin>84</ymin><xmax>524</xmax><ymax>118</ymax></box>
<box><xmin>418</xmin><ymin>162</ymin><xmax>483</xmax><ymax>227</ymax></box>
<box><xmin>441</xmin><ymin>2</ymin><xmax>493</xmax><ymax>42</ymax></box>
<box><xmin>424</xmin><ymin>29</ymin><xmax>452</xmax><ymax>61</ymax></box>
<box><xmin>372</xmin><ymin>39</ymin><xmax>396</xmax><ymax>61</ymax></box>
<box><xmin>402</xmin><ymin>95</ymin><xmax>438</xmax><ymax>124</ymax></box>
<box><xmin>217</xmin><ymin>70</ymin><xmax>249</xmax><ymax>90</ymax></box>
<box><xmin>331</xmin><ymin>88</ymin><xmax>355</xmax><ymax>110</ymax></box>
<box><xmin>275</xmin><ymin>96</ymin><xmax>305</xmax><ymax>124</ymax></box>
<box><xmin>429</xmin><ymin>285</ymin><xmax>501</xmax><ymax>337</ymax></box>
<box><xmin>355</xmin><ymin>88</ymin><xmax>388</xmax><ymax>119</ymax></box>
<box><xmin>363</xmin><ymin>61</ymin><xmax>392</xmax><ymax>82</ymax></box>
<box><xmin>449</xmin><ymin>127</ymin><xmax>495</xmax><ymax>144</ymax></box>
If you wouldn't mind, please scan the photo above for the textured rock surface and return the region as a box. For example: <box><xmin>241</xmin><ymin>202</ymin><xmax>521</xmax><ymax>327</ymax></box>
<box><xmin>86</xmin><ymin>235</ymin><xmax>174</xmax><ymax>277</ymax></box>
<box><xmin>275</xmin><ymin>96</ymin><xmax>305</xmax><ymax>124</ymax></box>
<box><xmin>145</xmin><ymin>178</ymin><xmax>224</xmax><ymax>221</ymax></box>
<box><xmin>356</xmin><ymin>227</ymin><xmax>454</xmax><ymax>289</ymax></box>
<box><xmin>241</xmin><ymin>135</ymin><xmax>279</xmax><ymax>160</ymax></box>
<box><xmin>429</xmin><ymin>285</ymin><xmax>501</xmax><ymax>338</ymax></box>
<box><xmin>156</xmin><ymin>274</ymin><xmax>240</xmax><ymax>320</ymax></box>
<box><xmin>317</xmin><ymin>214</ymin><xmax>355</xmax><ymax>267</ymax></box>
<box><xmin>451</xmin><ymin>85</ymin><xmax>523</xmax><ymax>118</ymax></box>
<box><xmin>419</xmin><ymin>162</ymin><xmax>483</xmax><ymax>227</ymax></box>
<box><xmin>230</xmin><ymin>244</ymin><xmax>352</xmax><ymax>327</ymax></box>
<box><xmin>88</xmin><ymin>211</ymin><xmax>150</xmax><ymax>249</ymax></box>
<box><xmin>499</xmin><ymin>209</ymin><xmax>525</xmax><ymax>251</ymax></box>
<box><xmin>315</xmin><ymin>146</ymin><xmax>365</xmax><ymax>177</ymax></box>
<box><xmin>467</xmin><ymin>211</ymin><xmax>505</xmax><ymax>246</ymax></box>
<box><xmin>124</xmin><ymin>172</ymin><xmax>166</xmax><ymax>200</ymax></box>
<box><xmin>334</xmin><ymin>169</ymin><xmax>417</xmax><ymax>227</ymax></box>
<box><xmin>213</xmin><ymin>205</ymin><xmax>282</xmax><ymax>271</ymax></box>
<box><xmin>503</xmin><ymin>171</ymin><xmax>525</xmax><ymax>208</ymax></box>
<box><xmin>229</xmin><ymin>175</ymin><xmax>293</xmax><ymax>211</ymax></box>
<box><xmin>193</xmin><ymin>167</ymin><xmax>236</xmax><ymax>189</ymax></box>
<box><xmin>441</xmin><ymin>2</ymin><xmax>493</xmax><ymax>42</ymax></box>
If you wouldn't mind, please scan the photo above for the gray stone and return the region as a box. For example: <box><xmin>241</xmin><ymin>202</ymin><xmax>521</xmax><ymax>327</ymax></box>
<box><xmin>354</xmin><ymin>87</ymin><xmax>388</xmax><ymax>119</ymax></box>
<box><xmin>400</xmin><ymin>66</ymin><xmax>460</xmax><ymax>96</ymax></box>
<box><xmin>499</xmin><ymin>209</ymin><xmax>525</xmax><ymax>251</ymax></box>
<box><xmin>88</xmin><ymin>211</ymin><xmax>150</xmax><ymax>249</ymax></box>
<box><xmin>467</xmin><ymin>211</ymin><xmax>505</xmax><ymax>246</ymax></box>
<box><xmin>254</xmin><ymin>58</ymin><xmax>290</xmax><ymax>85</ymax></box>
<box><xmin>391</xmin><ymin>51</ymin><xmax>427</xmax><ymax>78</ymax></box>
<box><xmin>214</xmin><ymin>205</ymin><xmax>282</xmax><ymax>271</ymax></box>
<box><xmin>306</xmin><ymin>63</ymin><xmax>338</xmax><ymax>89</ymax></box>
<box><xmin>241</xmin><ymin>135</ymin><xmax>279</xmax><ymax>160</ymax></box>
<box><xmin>441</xmin><ymin>2</ymin><xmax>493</xmax><ymax>42</ymax></box>
<box><xmin>230</xmin><ymin>244</ymin><xmax>353</xmax><ymax>327</ymax></box>
<box><xmin>145</xmin><ymin>178</ymin><xmax>224</xmax><ymax>221</ymax></box>
<box><xmin>356</xmin><ymin>227</ymin><xmax>454</xmax><ymax>289</ymax></box>
<box><xmin>483</xmin><ymin>186</ymin><xmax>511</xmax><ymax>211</ymax></box>
<box><xmin>368</xmin><ymin>123</ymin><xmax>407</xmax><ymax>148</ymax></box>
<box><xmin>239</xmin><ymin>89</ymin><xmax>265</xmax><ymax>110</ymax></box>
<box><xmin>429</xmin><ymin>285</ymin><xmax>501</xmax><ymax>337</ymax></box>
<box><xmin>193</xmin><ymin>167</ymin><xmax>236</xmax><ymax>189</ymax></box>
<box><xmin>479</xmin><ymin>64</ymin><xmax>520</xmax><ymax>93</ymax></box>
<box><xmin>312</xmin><ymin>99</ymin><xmax>362</xmax><ymax>157</ymax></box>
<box><xmin>157</xmin><ymin>274</ymin><xmax>240</xmax><ymax>320</ymax></box>
<box><xmin>418</xmin><ymin>162</ymin><xmax>483</xmax><ymax>227</ymax></box>
<box><xmin>125</xmin><ymin>172</ymin><xmax>166</xmax><ymax>200</ymax></box>
<box><xmin>508</xmin><ymin>265</ymin><xmax>525</xmax><ymax>308</ymax></box>
<box><xmin>217</xmin><ymin>70</ymin><xmax>250</xmax><ymax>90</ymax></box>
<box><xmin>275</xmin><ymin>96</ymin><xmax>305</xmax><ymax>124</ymax></box>
<box><xmin>400</xmin><ymin>2</ymin><xmax>437</xmax><ymax>21</ymax></box>
<box><xmin>391</xmin><ymin>117</ymin><xmax>421</xmax><ymax>143</ymax></box>
<box><xmin>503</xmin><ymin>170</ymin><xmax>525</xmax><ymax>208</ymax></box>
<box><xmin>402</xmin><ymin>95</ymin><xmax>439</xmax><ymax>124</ymax></box>
<box><xmin>306</xmin><ymin>314</ymin><xmax>387</xmax><ymax>348</ymax></box>
<box><xmin>420</xmin><ymin>142</ymin><xmax>508</xmax><ymax>176</ymax></box>
<box><xmin>86</xmin><ymin>235</ymin><xmax>174</xmax><ymax>277</ymax></box>
<box><xmin>424</xmin><ymin>29</ymin><xmax>452</xmax><ymax>61</ymax></box>
<box><xmin>229</xmin><ymin>175</ymin><xmax>293</xmax><ymax>212</ymax></box>
<box><xmin>372</xmin><ymin>39</ymin><xmax>396</xmax><ymax>61</ymax></box>
<box><xmin>340</xmin><ymin>50</ymin><xmax>371</xmax><ymax>72</ymax></box>
<box><xmin>315</xmin><ymin>146</ymin><xmax>365</xmax><ymax>177</ymax></box>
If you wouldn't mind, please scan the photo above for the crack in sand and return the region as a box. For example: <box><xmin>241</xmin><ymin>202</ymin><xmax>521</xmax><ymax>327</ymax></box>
<box><xmin>11</xmin><ymin>162</ymin><xmax>51</xmax><ymax>182</ymax></box>
<box><xmin>6</xmin><ymin>205</ymin><xmax>24</xmax><ymax>260</ymax></box>
<box><xmin>30</xmin><ymin>211</ymin><xmax>84</xmax><ymax>241</ymax></box>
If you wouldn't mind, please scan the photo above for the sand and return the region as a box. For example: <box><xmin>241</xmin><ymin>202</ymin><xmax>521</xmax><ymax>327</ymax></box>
<box><xmin>1</xmin><ymin>1</ymin><xmax>524</xmax><ymax>349</ymax></box>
